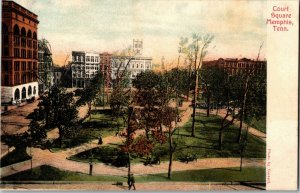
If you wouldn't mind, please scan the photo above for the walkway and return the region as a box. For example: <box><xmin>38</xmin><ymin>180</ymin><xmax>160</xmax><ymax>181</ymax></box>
<box><xmin>1</xmin><ymin>100</ymin><xmax>265</xmax><ymax>179</ymax></box>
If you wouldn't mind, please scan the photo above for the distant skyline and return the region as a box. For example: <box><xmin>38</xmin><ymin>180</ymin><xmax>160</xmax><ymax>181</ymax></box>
<box><xmin>14</xmin><ymin>0</ymin><xmax>267</xmax><ymax>66</ymax></box>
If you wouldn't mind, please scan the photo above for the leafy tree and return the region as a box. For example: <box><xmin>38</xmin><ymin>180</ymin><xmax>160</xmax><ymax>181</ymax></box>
<box><xmin>76</xmin><ymin>72</ymin><xmax>103</xmax><ymax>121</ymax></box>
<box><xmin>35</xmin><ymin>86</ymin><xmax>78</xmax><ymax>147</ymax></box>
<box><xmin>181</xmin><ymin>34</ymin><xmax>214</xmax><ymax>137</ymax></box>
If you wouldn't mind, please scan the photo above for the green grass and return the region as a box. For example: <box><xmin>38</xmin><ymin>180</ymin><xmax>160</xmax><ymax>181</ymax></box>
<box><xmin>2</xmin><ymin>165</ymin><xmax>265</xmax><ymax>183</ymax></box>
<box><xmin>0</xmin><ymin>147</ymin><xmax>31</xmax><ymax>168</ymax></box>
<box><xmin>69</xmin><ymin>113</ymin><xmax>265</xmax><ymax>165</ymax></box>
<box><xmin>50</xmin><ymin>109</ymin><xmax>124</xmax><ymax>151</ymax></box>
<box><xmin>245</xmin><ymin>117</ymin><xmax>266</xmax><ymax>133</ymax></box>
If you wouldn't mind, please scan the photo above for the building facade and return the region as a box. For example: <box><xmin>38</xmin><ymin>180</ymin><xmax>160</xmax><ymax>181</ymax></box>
<box><xmin>111</xmin><ymin>56</ymin><xmax>152</xmax><ymax>86</ymax></box>
<box><xmin>111</xmin><ymin>39</ymin><xmax>152</xmax><ymax>87</ymax></box>
<box><xmin>1</xmin><ymin>1</ymin><xmax>39</xmax><ymax>103</ymax></box>
<box><xmin>53</xmin><ymin>66</ymin><xmax>63</xmax><ymax>86</ymax></box>
<box><xmin>100</xmin><ymin>52</ymin><xmax>112</xmax><ymax>89</ymax></box>
<box><xmin>38</xmin><ymin>39</ymin><xmax>53</xmax><ymax>94</ymax></box>
<box><xmin>71</xmin><ymin>51</ymin><xmax>100</xmax><ymax>88</ymax></box>
<box><xmin>203</xmin><ymin>58</ymin><xmax>266</xmax><ymax>75</ymax></box>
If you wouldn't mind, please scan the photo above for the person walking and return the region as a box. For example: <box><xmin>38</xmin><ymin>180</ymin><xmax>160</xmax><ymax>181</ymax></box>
<box><xmin>128</xmin><ymin>173</ymin><xmax>136</xmax><ymax>190</ymax></box>
<box><xmin>130</xmin><ymin>174</ymin><xmax>136</xmax><ymax>190</ymax></box>
<box><xmin>98</xmin><ymin>135</ymin><xmax>103</xmax><ymax>145</ymax></box>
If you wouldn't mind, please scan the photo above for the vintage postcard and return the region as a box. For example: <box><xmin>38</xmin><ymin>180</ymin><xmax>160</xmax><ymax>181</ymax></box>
<box><xmin>0</xmin><ymin>0</ymin><xmax>298</xmax><ymax>191</ymax></box>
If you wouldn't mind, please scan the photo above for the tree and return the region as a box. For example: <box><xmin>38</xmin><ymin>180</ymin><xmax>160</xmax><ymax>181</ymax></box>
<box><xmin>236</xmin><ymin>68</ymin><xmax>266</xmax><ymax>143</ymax></box>
<box><xmin>76</xmin><ymin>72</ymin><xmax>104</xmax><ymax>121</ymax></box>
<box><xmin>36</xmin><ymin>86</ymin><xmax>78</xmax><ymax>147</ymax></box>
<box><xmin>181</xmin><ymin>34</ymin><xmax>214</xmax><ymax>137</ymax></box>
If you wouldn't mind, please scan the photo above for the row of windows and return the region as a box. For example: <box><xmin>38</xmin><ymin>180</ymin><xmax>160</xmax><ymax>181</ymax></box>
<box><xmin>224</xmin><ymin>62</ymin><xmax>264</xmax><ymax>68</ymax></box>
<box><xmin>112</xmin><ymin>62</ymin><xmax>151</xmax><ymax>69</ymax></box>
<box><xmin>13</xmin><ymin>36</ymin><xmax>37</xmax><ymax>48</ymax></box>
<box><xmin>14</xmin><ymin>48</ymin><xmax>37</xmax><ymax>59</ymax></box>
<box><xmin>14</xmin><ymin>61</ymin><xmax>37</xmax><ymax>72</ymax></box>
<box><xmin>73</xmin><ymin>56</ymin><xmax>99</xmax><ymax>63</ymax></box>
<box><xmin>14</xmin><ymin>72</ymin><xmax>35</xmax><ymax>84</ymax></box>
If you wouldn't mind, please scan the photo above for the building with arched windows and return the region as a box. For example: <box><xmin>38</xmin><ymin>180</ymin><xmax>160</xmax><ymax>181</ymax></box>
<box><xmin>1</xmin><ymin>1</ymin><xmax>39</xmax><ymax>103</ymax></box>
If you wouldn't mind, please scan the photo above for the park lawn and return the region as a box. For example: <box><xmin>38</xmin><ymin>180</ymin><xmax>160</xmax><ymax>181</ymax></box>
<box><xmin>169</xmin><ymin>113</ymin><xmax>266</xmax><ymax>160</ymax></box>
<box><xmin>245</xmin><ymin>117</ymin><xmax>266</xmax><ymax>133</ymax></box>
<box><xmin>2</xmin><ymin>165</ymin><xmax>265</xmax><ymax>183</ymax></box>
<box><xmin>68</xmin><ymin>113</ymin><xmax>265</xmax><ymax>165</ymax></box>
<box><xmin>0</xmin><ymin>148</ymin><xmax>31</xmax><ymax>168</ymax></box>
<box><xmin>50</xmin><ymin>109</ymin><xmax>123</xmax><ymax>151</ymax></box>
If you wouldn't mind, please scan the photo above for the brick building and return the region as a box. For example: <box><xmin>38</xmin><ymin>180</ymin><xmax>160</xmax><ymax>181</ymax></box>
<box><xmin>100</xmin><ymin>52</ymin><xmax>112</xmax><ymax>89</ymax></box>
<box><xmin>203</xmin><ymin>58</ymin><xmax>266</xmax><ymax>75</ymax></box>
<box><xmin>1</xmin><ymin>1</ymin><xmax>39</xmax><ymax>103</ymax></box>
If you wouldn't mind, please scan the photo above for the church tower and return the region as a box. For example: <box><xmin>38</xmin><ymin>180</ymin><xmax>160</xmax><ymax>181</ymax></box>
<box><xmin>133</xmin><ymin>39</ymin><xmax>143</xmax><ymax>56</ymax></box>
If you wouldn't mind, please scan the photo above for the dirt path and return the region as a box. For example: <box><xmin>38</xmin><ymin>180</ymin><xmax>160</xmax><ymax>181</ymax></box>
<box><xmin>212</xmin><ymin>109</ymin><xmax>266</xmax><ymax>141</ymax></box>
<box><xmin>1</xmin><ymin>101</ymin><xmax>265</xmax><ymax>179</ymax></box>
<box><xmin>1</xmin><ymin>182</ymin><xmax>264</xmax><ymax>191</ymax></box>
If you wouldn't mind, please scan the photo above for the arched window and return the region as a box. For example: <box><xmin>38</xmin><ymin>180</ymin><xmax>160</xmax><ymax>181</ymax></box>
<box><xmin>21</xmin><ymin>28</ymin><xmax>26</xmax><ymax>47</ymax></box>
<box><xmin>33</xmin><ymin>32</ymin><xmax>37</xmax><ymax>40</ymax></box>
<box><xmin>13</xmin><ymin>24</ymin><xmax>20</xmax><ymax>46</ymax></box>
<box><xmin>28</xmin><ymin>86</ymin><xmax>32</xmax><ymax>96</ymax></box>
<box><xmin>22</xmin><ymin>87</ymin><xmax>26</xmax><ymax>99</ymax></box>
<box><xmin>21</xmin><ymin>27</ymin><xmax>26</xmax><ymax>36</ymax></box>
<box><xmin>14</xmin><ymin>89</ymin><xmax>20</xmax><ymax>100</ymax></box>
<box><xmin>27</xmin><ymin>30</ymin><xmax>32</xmax><ymax>48</ymax></box>
<box><xmin>13</xmin><ymin>24</ymin><xmax>20</xmax><ymax>35</ymax></box>
<box><xmin>27</xmin><ymin>30</ymin><xmax>32</xmax><ymax>38</ymax></box>
<box><xmin>33</xmin><ymin>86</ymin><xmax>36</xmax><ymax>95</ymax></box>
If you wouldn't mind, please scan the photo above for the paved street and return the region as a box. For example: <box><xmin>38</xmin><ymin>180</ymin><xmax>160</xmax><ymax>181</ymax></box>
<box><xmin>0</xmin><ymin>182</ymin><xmax>264</xmax><ymax>191</ymax></box>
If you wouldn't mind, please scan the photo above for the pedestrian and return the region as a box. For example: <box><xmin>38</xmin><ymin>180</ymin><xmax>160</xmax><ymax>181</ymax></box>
<box><xmin>127</xmin><ymin>174</ymin><xmax>131</xmax><ymax>190</ymax></box>
<box><xmin>98</xmin><ymin>135</ymin><xmax>103</xmax><ymax>145</ymax></box>
<box><xmin>130</xmin><ymin>174</ymin><xmax>136</xmax><ymax>190</ymax></box>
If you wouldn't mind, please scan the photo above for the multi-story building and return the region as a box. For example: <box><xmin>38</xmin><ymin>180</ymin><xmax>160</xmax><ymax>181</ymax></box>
<box><xmin>111</xmin><ymin>39</ymin><xmax>152</xmax><ymax>87</ymax></box>
<box><xmin>53</xmin><ymin>66</ymin><xmax>63</xmax><ymax>86</ymax></box>
<box><xmin>100</xmin><ymin>52</ymin><xmax>112</xmax><ymax>89</ymax></box>
<box><xmin>1</xmin><ymin>1</ymin><xmax>39</xmax><ymax>103</ymax></box>
<box><xmin>71</xmin><ymin>51</ymin><xmax>100</xmax><ymax>88</ymax></box>
<box><xmin>203</xmin><ymin>58</ymin><xmax>266</xmax><ymax>75</ymax></box>
<box><xmin>38</xmin><ymin>39</ymin><xmax>53</xmax><ymax>94</ymax></box>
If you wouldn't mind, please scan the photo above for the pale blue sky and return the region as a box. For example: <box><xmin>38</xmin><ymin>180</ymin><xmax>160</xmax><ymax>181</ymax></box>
<box><xmin>15</xmin><ymin>0</ymin><xmax>267</xmax><ymax>66</ymax></box>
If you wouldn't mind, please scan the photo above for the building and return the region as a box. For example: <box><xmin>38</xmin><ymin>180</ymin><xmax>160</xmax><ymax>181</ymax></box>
<box><xmin>203</xmin><ymin>58</ymin><xmax>266</xmax><ymax>75</ymax></box>
<box><xmin>52</xmin><ymin>66</ymin><xmax>63</xmax><ymax>86</ymax></box>
<box><xmin>71</xmin><ymin>51</ymin><xmax>100</xmax><ymax>88</ymax></box>
<box><xmin>100</xmin><ymin>52</ymin><xmax>112</xmax><ymax>89</ymax></box>
<box><xmin>111</xmin><ymin>39</ymin><xmax>152</xmax><ymax>86</ymax></box>
<box><xmin>38</xmin><ymin>39</ymin><xmax>53</xmax><ymax>94</ymax></box>
<box><xmin>1</xmin><ymin>1</ymin><xmax>39</xmax><ymax>103</ymax></box>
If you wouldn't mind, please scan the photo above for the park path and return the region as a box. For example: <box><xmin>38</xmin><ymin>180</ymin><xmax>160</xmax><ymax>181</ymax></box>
<box><xmin>1</xmin><ymin>100</ymin><xmax>265</xmax><ymax>178</ymax></box>
<box><xmin>212</xmin><ymin>109</ymin><xmax>266</xmax><ymax>142</ymax></box>
<box><xmin>1</xmin><ymin>182</ymin><xmax>263</xmax><ymax>191</ymax></box>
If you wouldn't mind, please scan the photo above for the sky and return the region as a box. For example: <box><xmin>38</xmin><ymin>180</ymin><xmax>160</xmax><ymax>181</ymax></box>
<box><xmin>15</xmin><ymin>0</ymin><xmax>267</xmax><ymax>66</ymax></box>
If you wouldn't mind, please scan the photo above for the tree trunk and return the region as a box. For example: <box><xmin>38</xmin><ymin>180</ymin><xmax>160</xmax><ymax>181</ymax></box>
<box><xmin>191</xmin><ymin>70</ymin><xmax>199</xmax><ymax>137</ymax></box>
<box><xmin>206</xmin><ymin>92</ymin><xmax>210</xmax><ymax>117</ymax></box>
<box><xmin>168</xmin><ymin>127</ymin><xmax>173</xmax><ymax>179</ymax></box>
<box><xmin>237</xmin><ymin>110</ymin><xmax>244</xmax><ymax>143</ymax></box>
<box><xmin>218</xmin><ymin>130</ymin><xmax>223</xmax><ymax>150</ymax></box>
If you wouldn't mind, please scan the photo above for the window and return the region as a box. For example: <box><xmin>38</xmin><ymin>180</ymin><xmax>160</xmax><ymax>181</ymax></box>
<box><xmin>14</xmin><ymin>48</ymin><xmax>20</xmax><ymax>57</ymax></box>
<box><xmin>21</xmin><ymin>62</ymin><xmax>26</xmax><ymax>71</ymax></box>
<box><xmin>91</xmin><ymin>56</ymin><xmax>94</xmax><ymax>62</ymax></box>
<box><xmin>95</xmin><ymin>57</ymin><xmax>98</xmax><ymax>62</ymax></box>
<box><xmin>141</xmin><ymin>64</ymin><xmax>143</xmax><ymax>68</ymax></box>
<box><xmin>14</xmin><ymin>61</ymin><xmax>20</xmax><ymax>71</ymax></box>
<box><xmin>136</xmin><ymin>64</ymin><xmax>139</xmax><ymax>68</ymax></box>
<box><xmin>86</xmin><ymin>56</ymin><xmax>90</xmax><ymax>62</ymax></box>
<box><xmin>132</xmin><ymin>64</ymin><xmax>134</xmax><ymax>68</ymax></box>
<box><xmin>21</xmin><ymin>49</ymin><xmax>26</xmax><ymax>58</ymax></box>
